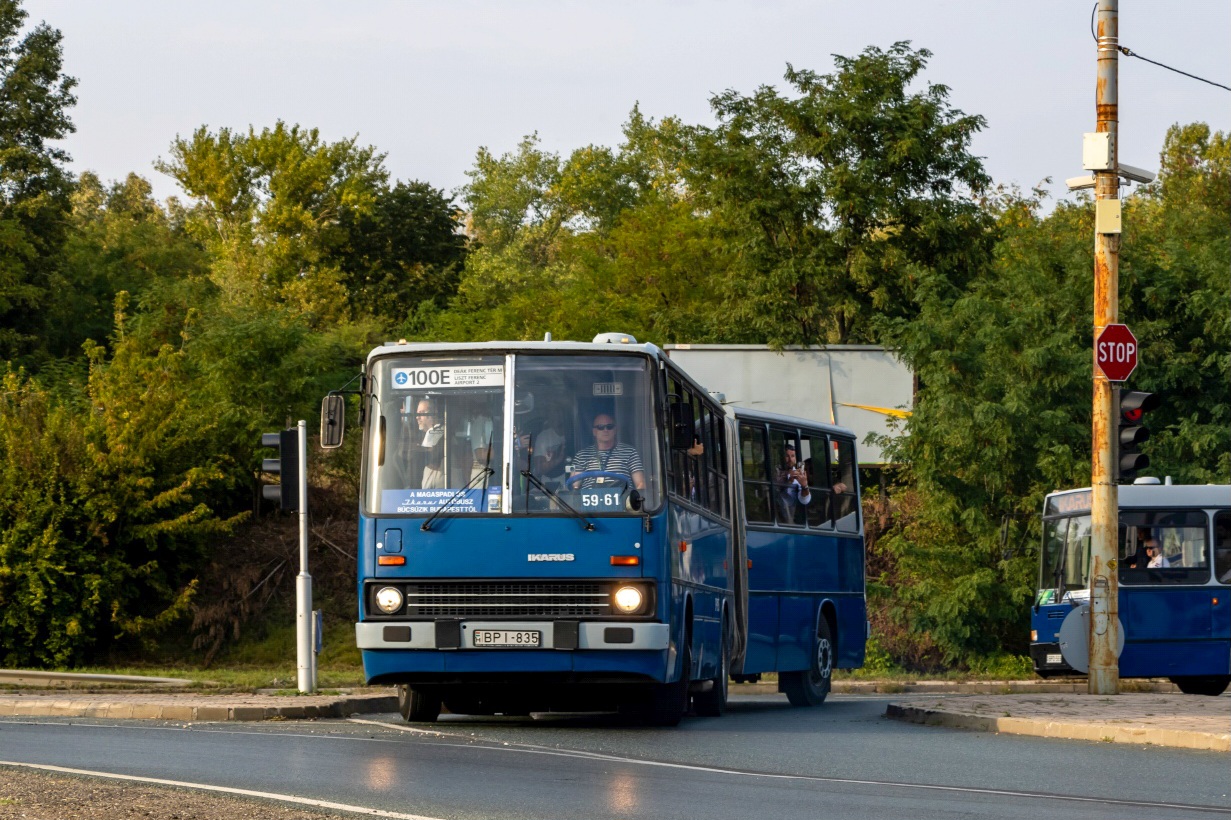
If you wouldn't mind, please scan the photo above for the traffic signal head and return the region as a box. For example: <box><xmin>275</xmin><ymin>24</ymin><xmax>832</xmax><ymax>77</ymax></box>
<box><xmin>1118</xmin><ymin>391</ymin><xmax>1159</xmax><ymax>482</ymax></box>
<box><xmin>260</xmin><ymin>429</ymin><xmax>300</xmax><ymax>511</ymax></box>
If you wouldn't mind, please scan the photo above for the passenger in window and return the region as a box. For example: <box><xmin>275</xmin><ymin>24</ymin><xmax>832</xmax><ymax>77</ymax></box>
<box><xmin>532</xmin><ymin>428</ymin><xmax>568</xmax><ymax>490</ymax></box>
<box><xmin>414</xmin><ymin>398</ymin><xmax>446</xmax><ymax>489</ymax></box>
<box><xmin>776</xmin><ymin>442</ymin><xmax>812</xmax><ymax>523</ymax></box>
<box><xmin>1144</xmin><ymin>537</ymin><xmax>1170</xmax><ymax>569</ymax></box>
<box><xmin>571</xmin><ymin>413</ymin><xmax>646</xmax><ymax>491</ymax></box>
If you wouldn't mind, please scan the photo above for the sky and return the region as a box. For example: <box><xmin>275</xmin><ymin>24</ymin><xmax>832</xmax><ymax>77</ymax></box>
<box><xmin>22</xmin><ymin>0</ymin><xmax>1231</xmax><ymax>206</ymax></box>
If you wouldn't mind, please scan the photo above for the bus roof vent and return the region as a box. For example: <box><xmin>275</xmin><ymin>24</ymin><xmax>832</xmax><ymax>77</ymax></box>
<box><xmin>1133</xmin><ymin>476</ymin><xmax>1161</xmax><ymax>485</ymax></box>
<box><xmin>592</xmin><ymin>332</ymin><xmax>637</xmax><ymax>345</ymax></box>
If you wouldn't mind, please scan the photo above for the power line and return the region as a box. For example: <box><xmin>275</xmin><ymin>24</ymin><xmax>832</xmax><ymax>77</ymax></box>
<box><xmin>1089</xmin><ymin>4</ymin><xmax>1231</xmax><ymax>92</ymax></box>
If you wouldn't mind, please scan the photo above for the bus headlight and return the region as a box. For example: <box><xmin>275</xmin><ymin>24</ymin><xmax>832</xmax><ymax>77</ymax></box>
<box><xmin>375</xmin><ymin>586</ymin><xmax>404</xmax><ymax>614</ymax></box>
<box><xmin>613</xmin><ymin>586</ymin><xmax>644</xmax><ymax>615</ymax></box>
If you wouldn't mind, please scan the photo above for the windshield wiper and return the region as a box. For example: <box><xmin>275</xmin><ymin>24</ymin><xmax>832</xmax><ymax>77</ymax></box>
<box><xmin>521</xmin><ymin>469</ymin><xmax>595</xmax><ymax>532</ymax></box>
<box><xmin>421</xmin><ymin>436</ymin><xmax>495</xmax><ymax>532</ymax></box>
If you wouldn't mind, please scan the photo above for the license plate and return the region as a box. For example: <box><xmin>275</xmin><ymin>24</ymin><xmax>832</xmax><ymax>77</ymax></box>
<box><xmin>1046</xmin><ymin>653</ymin><xmax>1062</xmax><ymax>665</ymax></box>
<box><xmin>472</xmin><ymin>629</ymin><xmax>541</xmax><ymax>648</ymax></box>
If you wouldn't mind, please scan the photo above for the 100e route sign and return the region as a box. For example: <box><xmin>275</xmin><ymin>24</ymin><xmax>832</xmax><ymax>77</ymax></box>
<box><xmin>1096</xmin><ymin>323</ymin><xmax>1138</xmax><ymax>382</ymax></box>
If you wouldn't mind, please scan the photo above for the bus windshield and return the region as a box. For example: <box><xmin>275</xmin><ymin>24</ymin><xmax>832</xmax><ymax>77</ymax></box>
<box><xmin>511</xmin><ymin>354</ymin><xmax>661</xmax><ymax>514</ymax></box>
<box><xmin>1039</xmin><ymin>514</ymin><xmax>1092</xmax><ymax>602</ymax></box>
<box><xmin>366</xmin><ymin>354</ymin><xmax>507</xmax><ymax>516</ymax></box>
<box><xmin>364</xmin><ymin>352</ymin><xmax>661</xmax><ymax>516</ymax></box>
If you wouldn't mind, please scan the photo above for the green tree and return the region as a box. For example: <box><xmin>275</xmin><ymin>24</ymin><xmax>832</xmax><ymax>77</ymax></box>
<box><xmin>0</xmin><ymin>0</ymin><xmax>76</xmax><ymax>365</ymax></box>
<box><xmin>691</xmin><ymin>42</ymin><xmax>994</xmax><ymax>346</ymax></box>
<box><xmin>45</xmin><ymin>172</ymin><xmax>209</xmax><ymax>358</ymax></box>
<box><xmin>1121</xmin><ymin>123</ymin><xmax>1230</xmax><ymax>483</ymax></box>
<box><xmin>876</xmin><ymin>124</ymin><xmax>1230</xmax><ymax>665</ymax></box>
<box><xmin>156</xmin><ymin>122</ymin><xmax>387</xmax><ymax>324</ymax></box>
<box><xmin>333</xmin><ymin>180</ymin><xmax>467</xmax><ymax>327</ymax></box>
<box><xmin>440</xmin><ymin>113</ymin><xmax>729</xmax><ymax>344</ymax></box>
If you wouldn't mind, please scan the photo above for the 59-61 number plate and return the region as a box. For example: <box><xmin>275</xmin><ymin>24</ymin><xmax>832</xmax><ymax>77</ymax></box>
<box><xmin>472</xmin><ymin>630</ymin><xmax>541</xmax><ymax>648</ymax></box>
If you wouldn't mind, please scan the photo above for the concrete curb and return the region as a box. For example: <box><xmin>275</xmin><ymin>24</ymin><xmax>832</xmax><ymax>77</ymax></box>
<box><xmin>0</xmin><ymin>670</ymin><xmax>193</xmax><ymax>687</ymax></box>
<box><xmin>0</xmin><ymin>693</ymin><xmax>397</xmax><ymax>722</ymax></box>
<box><xmin>885</xmin><ymin>702</ymin><xmax>1230</xmax><ymax>752</ymax></box>
<box><xmin>729</xmin><ymin>678</ymin><xmax>1180</xmax><ymax>696</ymax></box>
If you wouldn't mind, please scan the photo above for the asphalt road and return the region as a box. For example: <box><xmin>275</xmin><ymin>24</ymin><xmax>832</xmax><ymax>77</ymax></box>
<box><xmin>1</xmin><ymin>694</ymin><xmax>1228</xmax><ymax>820</ymax></box>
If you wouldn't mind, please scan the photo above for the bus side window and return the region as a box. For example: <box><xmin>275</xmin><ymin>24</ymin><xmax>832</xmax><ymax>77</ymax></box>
<box><xmin>802</xmin><ymin>432</ymin><xmax>831</xmax><ymax>530</ymax></box>
<box><xmin>831</xmin><ymin>438</ymin><xmax>859</xmax><ymax>533</ymax></box>
<box><xmin>1215</xmin><ymin>512</ymin><xmax>1231</xmax><ymax>585</ymax></box>
<box><xmin>739</xmin><ymin>423</ymin><xmax>772</xmax><ymax>524</ymax></box>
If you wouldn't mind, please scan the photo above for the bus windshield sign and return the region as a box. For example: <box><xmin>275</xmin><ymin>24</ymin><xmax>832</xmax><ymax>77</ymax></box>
<box><xmin>392</xmin><ymin>365</ymin><xmax>504</xmax><ymax>389</ymax></box>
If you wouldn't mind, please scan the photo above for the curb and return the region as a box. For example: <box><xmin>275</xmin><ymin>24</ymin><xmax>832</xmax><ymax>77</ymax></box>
<box><xmin>729</xmin><ymin>678</ymin><xmax>1179</xmax><ymax>696</ymax></box>
<box><xmin>884</xmin><ymin>703</ymin><xmax>1230</xmax><ymax>752</ymax></box>
<box><xmin>0</xmin><ymin>693</ymin><xmax>397</xmax><ymax>722</ymax></box>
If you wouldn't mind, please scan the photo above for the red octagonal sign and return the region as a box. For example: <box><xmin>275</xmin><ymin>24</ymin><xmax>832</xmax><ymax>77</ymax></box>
<box><xmin>1096</xmin><ymin>323</ymin><xmax>1138</xmax><ymax>382</ymax></box>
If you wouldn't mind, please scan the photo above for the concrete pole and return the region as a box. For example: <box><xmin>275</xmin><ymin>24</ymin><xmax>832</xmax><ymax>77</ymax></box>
<box><xmin>1089</xmin><ymin>0</ymin><xmax>1121</xmax><ymax>695</ymax></box>
<box><xmin>296</xmin><ymin>419</ymin><xmax>315</xmax><ymax>694</ymax></box>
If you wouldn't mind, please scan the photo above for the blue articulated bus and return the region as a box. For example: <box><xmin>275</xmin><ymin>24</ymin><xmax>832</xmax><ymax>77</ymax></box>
<box><xmin>322</xmin><ymin>334</ymin><xmax>866</xmax><ymax>724</ymax></box>
<box><xmin>1030</xmin><ymin>483</ymin><xmax>1231</xmax><ymax>695</ymax></box>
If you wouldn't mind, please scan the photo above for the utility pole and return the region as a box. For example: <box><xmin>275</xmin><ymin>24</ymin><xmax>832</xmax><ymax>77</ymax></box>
<box><xmin>295</xmin><ymin>419</ymin><xmax>316</xmax><ymax>694</ymax></box>
<box><xmin>1088</xmin><ymin>0</ymin><xmax>1121</xmax><ymax>695</ymax></box>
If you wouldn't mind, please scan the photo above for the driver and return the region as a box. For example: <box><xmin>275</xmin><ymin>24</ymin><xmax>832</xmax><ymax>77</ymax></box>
<box><xmin>570</xmin><ymin>412</ymin><xmax>646</xmax><ymax>491</ymax></box>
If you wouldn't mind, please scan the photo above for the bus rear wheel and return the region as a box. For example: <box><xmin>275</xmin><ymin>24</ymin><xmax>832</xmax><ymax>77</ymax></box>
<box><xmin>782</xmin><ymin>618</ymin><xmax>833</xmax><ymax>707</ymax></box>
<box><xmin>1170</xmin><ymin>676</ymin><xmax>1230</xmax><ymax>697</ymax></box>
<box><xmin>398</xmin><ymin>685</ymin><xmax>442</xmax><ymax>722</ymax></box>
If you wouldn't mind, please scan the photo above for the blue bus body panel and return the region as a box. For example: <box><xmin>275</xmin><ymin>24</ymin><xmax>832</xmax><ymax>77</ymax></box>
<box><xmin>1032</xmin><ymin>596</ymin><xmax>1230</xmax><ymax>678</ymax></box>
<box><xmin>360</xmin><ymin>513</ymin><xmax>653</xmax><ymax>585</ymax></box>
<box><xmin>1119</xmin><ymin>587</ymin><xmax>1231</xmax><ymax>677</ymax></box>
<box><xmin>357</xmin><ymin>508</ymin><xmax>686</xmax><ymax>685</ymax></box>
<box><xmin>668</xmin><ymin>502</ymin><xmax>732</xmax><ymax>682</ymax></box>
<box><xmin>743</xmin><ymin>527</ymin><xmax>865</xmax><ymax>674</ymax></box>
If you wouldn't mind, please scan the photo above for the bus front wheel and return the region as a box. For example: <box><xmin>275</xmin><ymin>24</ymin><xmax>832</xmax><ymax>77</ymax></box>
<box><xmin>1170</xmin><ymin>676</ymin><xmax>1230</xmax><ymax>697</ymax></box>
<box><xmin>398</xmin><ymin>685</ymin><xmax>442</xmax><ymax>722</ymax></box>
<box><xmin>643</xmin><ymin>642</ymin><xmax>691</xmax><ymax>726</ymax></box>
<box><xmin>782</xmin><ymin>618</ymin><xmax>833</xmax><ymax>707</ymax></box>
<box><xmin>694</xmin><ymin>624</ymin><xmax>729</xmax><ymax>717</ymax></box>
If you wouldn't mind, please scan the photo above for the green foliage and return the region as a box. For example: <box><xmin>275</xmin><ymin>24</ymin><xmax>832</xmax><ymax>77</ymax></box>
<box><xmin>157</xmin><ymin>122</ymin><xmax>386</xmax><ymax>323</ymax></box>
<box><xmin>875</xmin><ymin>124</ymin><xmax>1230</xmax><ymax>666</ymax></box>
<box><xmin>47</xmin><ymin>172</ymin><xmax>209</xmax><ymax>358</ymax></box>
<box><xmin>691</xmin><ymin>42</ymin><xmax>994</xmax><ymax>346</ymax></box>
<box><xmin>440</xmin><ymin>120</ymin><xmax>732</xmax><ymax>344</ymax></box>
<box><xmin>0</xmin><ymin>0</ymin><xmax>76</xmax><ymax>365</ymax></box>
<box><xmin>1122</xmin><ymin>124</ymin><xmax>1230</xmax><ymax>483</ymax></box>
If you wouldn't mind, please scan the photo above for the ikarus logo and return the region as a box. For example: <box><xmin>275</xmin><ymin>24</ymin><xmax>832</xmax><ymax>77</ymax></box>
<box><xmin>528</xmin><ymin>553</ymin><xmax>575</xmax><ymax>562</ymax></box>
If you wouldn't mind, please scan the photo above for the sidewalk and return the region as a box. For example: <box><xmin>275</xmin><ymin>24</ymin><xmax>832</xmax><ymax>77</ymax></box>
<box><xmin>885</xmin><ymin>692</ymin><xmax>1230</xmax><ymax>752</ymax></box>
<box><xmin>0</xmin><ymin>689</ymin><xmax>396</xmax><ymax>722</ymax></box>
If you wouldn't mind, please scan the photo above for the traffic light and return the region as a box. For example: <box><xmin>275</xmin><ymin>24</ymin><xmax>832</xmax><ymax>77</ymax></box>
<box><xmin>260</xmin><ymin>429</ymin><xmax>300</xmax><ymax>511</ymax></box>
<box><xmin>1118</xmin><ymin>391</ymin><xmax>1159</xmax><ymax>483</ymax></box>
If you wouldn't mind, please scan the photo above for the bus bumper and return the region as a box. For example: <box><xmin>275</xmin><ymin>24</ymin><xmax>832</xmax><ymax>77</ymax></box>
<box><xmin>1030</xmin><ymin>642</ymin><xmax>1076</xmax><ymax>677</ymax></box>
<box><xmin>356</xmin><ymin>620</ymin><xmax>669</xmax><ymax>651</ymax></box>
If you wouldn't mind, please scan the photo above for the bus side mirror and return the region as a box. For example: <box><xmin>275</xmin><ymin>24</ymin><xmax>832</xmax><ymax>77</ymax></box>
<box><xmin>321</xmin><ymin>394</ymin><xmax>345</xmax><ymax>449</ymax></box>
<box><xmin>669</xmin><ymin>402</ymin><xmax>694</xmax><ymax>451</ymax></box>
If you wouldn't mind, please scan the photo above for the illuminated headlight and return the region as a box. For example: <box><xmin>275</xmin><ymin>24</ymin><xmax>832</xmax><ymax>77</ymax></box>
<box><xmin>375</xmin><ymin>586</ymin><xmax>404</xmax><ymax>614</ymax></box>
<box><xmin>613</xmin><ymin>586</ymin><xmax>644</xmax><ymax>615</ymax></box>
<box><xmin>1031</xmin><ymin>630</ymin><xmax>1037</xmax><ymax>642</ymax></box>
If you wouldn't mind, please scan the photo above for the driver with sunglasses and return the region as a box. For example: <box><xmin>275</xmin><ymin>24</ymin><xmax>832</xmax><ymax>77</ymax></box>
<box><xmin>570</xmin><ymin>412</ymin><xmax>646</xmax><ymax>491</ymax></box>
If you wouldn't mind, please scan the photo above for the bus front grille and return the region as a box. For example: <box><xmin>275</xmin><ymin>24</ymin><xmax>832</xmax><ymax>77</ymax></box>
<box><xmin>402</xmin><ymin>582</ymin><xmax>613</xmax><ymax>618</ymax></box>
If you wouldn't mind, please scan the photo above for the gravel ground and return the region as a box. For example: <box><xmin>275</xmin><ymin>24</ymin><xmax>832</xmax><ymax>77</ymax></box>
<box><xmin>0</xmin><ymin>767</ymin><xmax>342</xmax><ymax>819</ymax></box>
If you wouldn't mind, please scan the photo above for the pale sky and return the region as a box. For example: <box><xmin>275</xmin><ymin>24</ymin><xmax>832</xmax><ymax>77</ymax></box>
<box><xmin>23</xmin><ymin>1</ymin><xmax>1231</xmax><ymax>206</ymax></box>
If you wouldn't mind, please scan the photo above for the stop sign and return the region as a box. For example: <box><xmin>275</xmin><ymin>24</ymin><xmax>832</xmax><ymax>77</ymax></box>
<box><xmin>1096</xmin><ymin>323</ymin><xmax>1138</xmax><ymax>381</ymax></box>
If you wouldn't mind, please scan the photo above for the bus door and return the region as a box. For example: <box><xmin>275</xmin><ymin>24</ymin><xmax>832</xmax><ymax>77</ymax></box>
<box><xmin>1117</xmin><ymin>509</ymin><xmax>1219</xmax><ymax>677</ymax></box>
<box><xmin>737</xmin><ymin>420</ymin><xmax>782</xmax><ymax>673</ymax></box>
<box><xmin>1214</xmin><ymin>512</ymin><xmax>1231</xmax><ymax>663</ymax></box>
